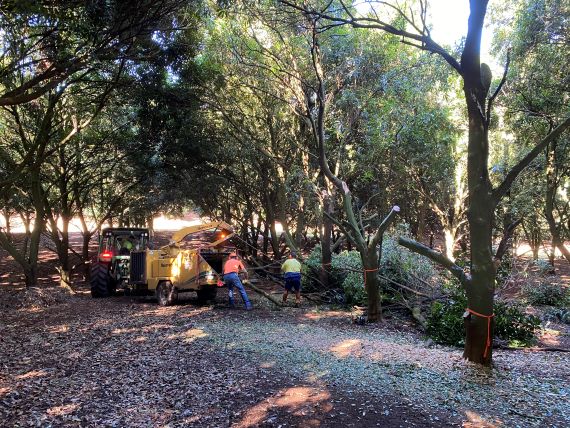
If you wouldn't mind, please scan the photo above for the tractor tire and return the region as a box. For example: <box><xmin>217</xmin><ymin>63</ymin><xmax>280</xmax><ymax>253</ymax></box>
<box><xmin>90</xmin><ymin>263</ymin><xmax>111</xmax><ymax>298</ymax></box>
<box><xmin>157</xmin><ymin>281</ymin><xmax>176</xmax><ymax>306</ymax></box>
<box><xmin>197</xmin><ymin>286</ymin><xmax>218</xmax><ymax>305</ymax></box>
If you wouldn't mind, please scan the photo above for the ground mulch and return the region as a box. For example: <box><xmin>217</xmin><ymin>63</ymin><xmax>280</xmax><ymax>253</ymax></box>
<box><xmin>1</xmin><ymin>290</ymin><xmax>568</xmax><ymax>428</ymax></box>
<box><xmin>1</xmin><ymin>233</ymin><xmax>569</xmax><ymax>427</ymax></box>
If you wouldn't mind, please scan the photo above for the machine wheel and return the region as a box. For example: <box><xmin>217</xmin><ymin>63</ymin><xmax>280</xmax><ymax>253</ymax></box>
<box><xmin>197</xmin><ymin>286</ymin><xmax>218</xmax><ymax>304</ymax></box>
<box><xmin>90</xmin><ymin>263</ymin><xmax>110</xmax><ymax>298</ymax></box>
<box><xmin>157</xmin><ymin>281</ymin><xmax>176</xmax><ymax>306</ymax></box>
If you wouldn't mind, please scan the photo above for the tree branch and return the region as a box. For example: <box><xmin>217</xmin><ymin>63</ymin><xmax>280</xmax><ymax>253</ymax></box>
<box><xmin>494</xmin><ymin>218</ymin><xmax>522</xmax><ymax>263</ymax></box>
<box><xmin>279</xmin><ymin>0</ymin><xmax>462</xmax><ymax>73</ymax></box>
<box><xmin>323</xmin><ymin>210</ymin><xmax>360</xmax><ymax>249</ymax></box>
<box><xmin>369</xmin><ymin>205</ymin><xmax>400</xmax><ymax>249</ymax></box>
<box><xmin>486</xmin><ymin>48</ymin><xmax>510</xmax><ymax>125</ymax></box>
<box><xmin>493</xmin><ymin>116</ymin><xmax>570</xmax><ymax>204</ymax></box>
<box><xmin>398</xmin><ymin>236</ymin><xmax>471</xmax><ymax>286</ymax></box>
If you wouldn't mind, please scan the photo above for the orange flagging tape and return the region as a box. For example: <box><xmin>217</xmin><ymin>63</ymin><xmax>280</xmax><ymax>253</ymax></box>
<box><xmin>467</xmin><ymin>308</ymin><xmax>495</xmax><ymax>359</ymax></box>
<box><xmin>363</xmin><ymin>268</ymin><xmax>379</xmax><ymax>284</ymax></box>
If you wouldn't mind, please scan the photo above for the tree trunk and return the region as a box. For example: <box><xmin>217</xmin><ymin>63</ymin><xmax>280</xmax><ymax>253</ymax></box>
<box><xmin>463</xmin><ymin>79</ymin><xmax>496</xmax><ymax>365</ymax></box>
<box><xmin>251</xmin><ymin>214</ymin><xmax>262</xmax><ymax>259</ymax></box>
<box><xmin>147</xmin><ymin>214</ymin><xmax>154</xmax><ymax>237</ymax></box>
<box><xmin>544</xmin><ymin>141</ymin><xmax>570</xmax><ymax>263</ymax></box>
<box><xmin>269</xmin><ymin>221</ymin><xmax>281</xmax><ymax>259</ymax></box>
<box><xmin>60</xmin><ymin>214</ymin><xmax>70</xmax><ymax>278</ymax></box>
<box><xmin>295</xmin><ymin>195</ymin><xmax>305</xmax><ymax>250</ymax></box>
<box><xmin>416</xmin><ymin>198</ymin><xmax>428</xmax><ymax>242</ymax></box>
<box><xmin>262</xmin><ymin>222</ymin><xmax>270</xmax><ymax>261</ymax></box>
<box><xmin>1</xmin><ymin>210</ymin><xmax>11</xmax><ymax>240</ymax></box>
<box><xmin>26</xmin><ymin>171</ymin><xmax>45</xmax><ymax>288</ymax></box>
<box><xmin>443</xmin><ymin>228</ymin><xmax>456</xmax><ymax>262</ymax></box>
<box><xmin>532</xmin><ymin>244</ymin><xmax>540</xmax><ymax>260</ymax></box>
<box><xmin>463</xmin><ymin>208</ymin><xmax>495</xmax><ymax>365</ymax></box>
<box><xmin>82</xmin><ymin>233</ymin><xmax>91</xmax><ymax>280</ymax></box>
<box><xmin>24</xmin><ymin>214</ymin><xmax>31</xmax><ymax>235</ymax></box>
<box><xmin>265</xmin><ymin>194</ymin><xmax>282</xmax><ymax>259</ymax></box>
<box><xmin>361</xmin><ymin>250</ymin><xmax>381</xmax><ymax>322</ymax></box>
<box><xmin>320</xmin><ymin>193</ymin><xmax>333</xmax><ymax>288</ymax></box>
<box><xmin>24</xmin><ymin>265</ymin><xmax>38</xmax><ymax>288</ymax></box>
<box><xmin>20</xmin><ymin>212</ymin><xmax>31</xmax><ymax>247</ymax></box>
<box><xmin>77</xmin><ymin>208</ymin><xmax>93</xmax><ymax>280</ymax></box>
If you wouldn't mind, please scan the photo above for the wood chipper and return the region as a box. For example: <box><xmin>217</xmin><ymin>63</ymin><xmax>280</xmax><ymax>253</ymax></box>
<box><xmin>129</xmin><ymin>221</ymin><xmax>235</xmax><ymax>305</ymax></box>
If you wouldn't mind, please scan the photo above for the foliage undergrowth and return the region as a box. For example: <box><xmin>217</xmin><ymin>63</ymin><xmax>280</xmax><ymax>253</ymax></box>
<box><xmin>427</xmin><ymin>286</ymin><xmax>541</xmax><ymax>347</ymax></box>
<box><xmin>303</xmin><ymin>245</ymin><xmax>364</xmax><ymax>304</ymax></box>
<box><xmin>521</xmin><ymin>281</ymin><xmax>569</xmax><ymax>307</ymax></box>
<box><xmin>379</xmin><ymin>230</ymin><xmax>435</xmax><ymax>291</ymax></box>
<box><xmin>304</xmin><ymin>229</ymin><xmax>435</xmax><ymax>306</ymax></box>
<box><xmin>543</xmin><ymin>307</ymin><xmax>570</xmax><ymax>324</ymax></box>
<box><xmin>532</xmin><ymin>259</ymin><xmax>556</xmax><ymax>275</ymax></box>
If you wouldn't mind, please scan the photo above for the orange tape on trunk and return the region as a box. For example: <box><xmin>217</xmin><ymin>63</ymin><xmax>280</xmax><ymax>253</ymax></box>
<box><xmin>467</xmin><ymin>308</ymin><xmax>495</xmax><ymax>359</ymax></box>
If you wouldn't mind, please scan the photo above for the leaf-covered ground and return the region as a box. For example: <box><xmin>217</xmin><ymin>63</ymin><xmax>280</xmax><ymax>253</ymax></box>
<box><xmin>1</xmin><ymin>291</ymin><xmax>568</xmax><ymax>428</ymax></box>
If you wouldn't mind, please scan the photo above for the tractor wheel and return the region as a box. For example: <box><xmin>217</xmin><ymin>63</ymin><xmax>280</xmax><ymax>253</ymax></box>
<box><xmin>197</xmin><ymin>286</ymin><xmax>218</xmax><ymax>305</ymax></box>
<box><xmin>90</xmin><ymin>263</ymin><xmax>111</xmax><ymax>298</ymax></box>
<box><xmin>157</xmin><ymin>281</ymin><xmax>176</xmax><ymax>306</ymax></box>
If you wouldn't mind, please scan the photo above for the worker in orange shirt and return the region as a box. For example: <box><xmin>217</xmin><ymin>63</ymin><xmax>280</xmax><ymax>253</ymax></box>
<box><xmin>223</xmin><ymin>252</ymin><xmax>252</xmax><ymax>310</ymax></box>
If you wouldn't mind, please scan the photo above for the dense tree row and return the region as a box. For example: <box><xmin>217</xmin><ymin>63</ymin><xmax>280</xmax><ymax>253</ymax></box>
<box><xmin>0</xmin><ymin>0</ymin><xmax>204</xmax><ymax>286</ymax></box>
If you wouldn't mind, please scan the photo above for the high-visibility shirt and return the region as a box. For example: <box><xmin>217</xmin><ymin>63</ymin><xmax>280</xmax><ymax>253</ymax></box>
<box><xmin>224</xmin><ymin>258</ymin><xmax>245</xmax><ymax>274</ymax></box>
<box><xmin>281</xmin><ymin>258</ymin><xmax>301</xmax><ymax>274</ymax></box>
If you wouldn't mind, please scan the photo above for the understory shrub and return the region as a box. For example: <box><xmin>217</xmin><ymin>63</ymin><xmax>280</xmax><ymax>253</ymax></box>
<box><xmin>302</xmin><ymin>245</ymin><xmax>364</xmax><ymax>303</ymax></box>
<box><xmin>342</xmin><ymin>271</ymin><xmax>367</xmax><ymax>305</ymax></box>
<box><xmin>302</xmin><ymin>245</ymin><xmax>324</xmax><ymax>291</ymax></box>
<box><xmin>380</xmin><ymin>231</ymin><xmax>435</xmax><ymax>290</ymax></box>
<box><xmin>303</xmin><ymin>229</ymin><xmax>436</xmax><ymax>306</ymax></box>
<box><xmin>427</xmin><ymin>290</ymin><xmax>541</xmax><ymax>347</ymax></box>
<box><xmin>493</xmin><ymin>301</ymin><xmax>541</xmax><ymax>345</ymax></box>
<box><xmin>532</xmin><ymin>259</ymin><xmax>555</xmax><ymax>275</ymax></box>
<box><xmin>543</xmin><ymin>308</ymin><xmax>570</xmax><ymax>324</ymax></box>
<box><xmin>426</xmin><ymin>292</ymin><xmax>467</xmax><ymax>346</ymax></box>
<box><xmin>522</xmin><ymin>281</ymin><xmax>569</xmax><ymax>307</ymax></box>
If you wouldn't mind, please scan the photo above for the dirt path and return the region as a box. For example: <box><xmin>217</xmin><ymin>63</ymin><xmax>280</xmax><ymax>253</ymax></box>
<box><xmin>1</xmin><ymin>294</ymin><xmax>568</xmax><ymax>427</ymax></box>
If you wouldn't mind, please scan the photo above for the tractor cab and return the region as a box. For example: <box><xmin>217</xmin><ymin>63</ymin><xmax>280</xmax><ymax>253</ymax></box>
<box><xmin>98</xmin><ymin>228</ymin><xmax>150</xmax><ymax>262</ymax></box>
<box><xmin>91</xmin><ymin>227</ymin><xmax>150</xmax><ymax>297</ymax></box>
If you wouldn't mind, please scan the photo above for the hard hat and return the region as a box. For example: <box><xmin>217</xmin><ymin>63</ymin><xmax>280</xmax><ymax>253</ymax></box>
<box><xmin>229</xmin><ymin>252</ymin><xmax>237</xmax><ymax>257</ymax></box>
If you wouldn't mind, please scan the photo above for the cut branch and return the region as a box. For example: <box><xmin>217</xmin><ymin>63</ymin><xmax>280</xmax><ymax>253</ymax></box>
<box><xmin>398</xmin><ymin>237</ymin><xmax>471</xmax><ymax>286</ymax></box>
<box><xmin>369</xmin><ymin>205</ymin><xmax>400</xmax><ymax>249</ymax></box>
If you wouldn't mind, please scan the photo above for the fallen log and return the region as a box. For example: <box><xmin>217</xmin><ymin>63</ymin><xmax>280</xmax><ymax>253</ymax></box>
<box><xmin>243</xmin><ymin>280</ymin><xmax>284</xmax><ymax>308</ymax></box>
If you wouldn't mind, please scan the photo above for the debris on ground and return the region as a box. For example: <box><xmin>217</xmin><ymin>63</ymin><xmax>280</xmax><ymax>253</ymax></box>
<box><xmin>1</xmin><ymin>293</ymin><xmax>568</xmax><ymax>427</ymax></box>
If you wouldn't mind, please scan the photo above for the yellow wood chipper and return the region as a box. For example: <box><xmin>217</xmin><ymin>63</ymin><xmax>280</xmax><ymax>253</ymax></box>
<box><xmin>131</xmin><ymin>221</ymin><xmax>235</xmax><ymax>305</ymax></box>
<box><xmin>92</xmin><ymin>221</ymin><xmax>235</xmax><ymax>305</ymax></box>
